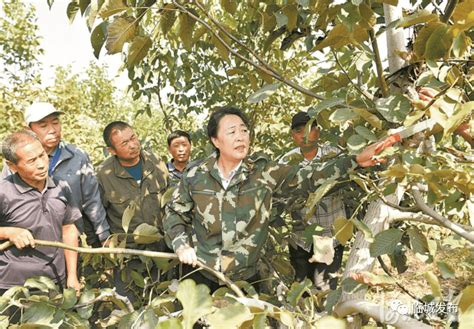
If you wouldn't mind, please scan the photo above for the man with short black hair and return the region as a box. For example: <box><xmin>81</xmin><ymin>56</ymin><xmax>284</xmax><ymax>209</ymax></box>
<box><xmin>279</xmin><ymin>111</ymin><xmax>346</xmax><ymax>290</ymax></box>
<box><xmin>2</xmin><ymin>102</ymin><xmax>110</xmax><ymax>247</ymax></box>
<box><xmin>0</xmin><ymin>130</ymin><xmax>81</xmax><ymax>294</ymax></box>
<box><xmin>166</xmin><ymin>130</ymin><xmax>192</xmax><ymax>186</ymax></box>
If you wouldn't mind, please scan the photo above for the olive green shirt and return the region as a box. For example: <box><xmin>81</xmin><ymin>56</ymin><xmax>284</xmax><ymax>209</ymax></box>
<box><xmin>97</xmin><ymin>151</ymin><xmax>168</xmax><ymax>246</ymax></box>
<box><xmin>164</xmin><ymin>152</ymin><xmax>356</xmax><ymax>281</ymax></box>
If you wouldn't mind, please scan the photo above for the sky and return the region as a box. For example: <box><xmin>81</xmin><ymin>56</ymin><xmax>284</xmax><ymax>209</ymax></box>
<box><xmin>26</xmin><ymin>0</ymin><xmax>129</xmax><ymax>89</ymax></box>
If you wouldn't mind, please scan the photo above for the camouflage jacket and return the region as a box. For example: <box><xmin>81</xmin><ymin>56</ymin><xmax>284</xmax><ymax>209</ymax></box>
<box><xmin>163</xmin><ymin>152</ymin><xmax>356</xmax><ymax>281</ymax></box>
<box><xmin>97</xmin><ymin>151</ymin><xmax>168</xmax><ymax>247</ymax></box>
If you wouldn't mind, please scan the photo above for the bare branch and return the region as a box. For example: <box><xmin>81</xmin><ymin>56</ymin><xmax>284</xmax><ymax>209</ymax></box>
<box><xmin>441</xmin><ymin>0</ymin><xmax>458</xmax><ymax>23</ymax></box>
<box><xmin>369</xmin><ymin>29</ymin><xmax>389</xmax><ymax>97</ymax></box>
<box><xmin>411</xmin><ymin>186</ymin><xmax>474</xmax><ymax>243</ymax></box>
<box><xmin>0</xmin><ymin>239</ymin><xmax>245</xmax><ymax>297</ymax></box>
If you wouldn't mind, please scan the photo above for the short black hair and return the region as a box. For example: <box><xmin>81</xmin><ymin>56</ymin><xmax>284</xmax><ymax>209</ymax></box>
<box><xmin>167</xmin><ymin>130</ymin><xmax>191</xmax><ymax>146</ymax></box>
<box><xmin>103</xmin><ymin>121</ymin><xmax>132</xmax><ymax>148</ymax></box>
<box><xmin>207</xmin><ymin>106</ymin><xmax>250</xmax><ymax>140</ymax></box>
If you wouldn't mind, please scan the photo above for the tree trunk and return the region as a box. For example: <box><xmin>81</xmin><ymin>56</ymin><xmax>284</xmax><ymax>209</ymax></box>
<box><xmin>383</xmin><ymin>3</ymin><xmax>407</xmax><ymax>74</ymax></box>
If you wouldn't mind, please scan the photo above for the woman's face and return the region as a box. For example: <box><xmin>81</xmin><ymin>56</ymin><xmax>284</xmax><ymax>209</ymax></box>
<box><xmin>211</xmin><ymin>114</ymin><xmax>250</xmax><ymax>163</ymax></box>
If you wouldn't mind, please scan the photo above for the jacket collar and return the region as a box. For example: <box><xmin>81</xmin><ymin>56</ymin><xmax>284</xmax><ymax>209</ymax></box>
<box><xmin>13</xmin><ymin>174</ymin><xmax>56</xmax><ymax>194</ymax></box>
<box><xmin>112</xmin><ymin>150</ymin><xmax>155</xmax><ymax>180</ymax></box>
<box><xmin>202</xmin><ymin>152</ymin><xmax>251</xmax><ymax>189</ymax></box>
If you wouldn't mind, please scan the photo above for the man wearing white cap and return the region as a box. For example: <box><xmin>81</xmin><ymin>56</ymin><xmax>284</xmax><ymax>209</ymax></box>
<box><xmin>2</xmin><ymin>102</ymin><xmax>110</xmax><ymax>246</ymax></box>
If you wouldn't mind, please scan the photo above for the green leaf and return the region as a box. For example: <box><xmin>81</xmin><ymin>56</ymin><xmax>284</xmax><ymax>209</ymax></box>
<box><xmin>396</xmin><ymin>9</ymin><xmax>438</xmax><ymax>28</ymax></box>
<box><xmin>274</xmin><ymin>11</ymin><xmax>288</xmax><ymax>29</ymax></box>
<box><xmin>286</xmin><ymin>279</ymin><xmax>312</xmax><ymax>307</ymax></box>
<box><xmin>354</xmin><ymin>126</ymin><xmax>377</xmax><ymax>141</ymax></box>
<box><xmin>333</xmin><ymin>217</ymin><xmax>353</xmax><ymax>245</ymax></box>
<box><xmin>211</xmin><ymin>32</ymin><xmax>230</xmax><ymax>62</ymax></box>
<box><xmin>350</xmin><ymin>217</ymin><xmax>374</xmax><ymax>243</ymax></box>
<box><xmin>252</xmin><ymin>314</ymin><xmax>266</xmax><ymax>329</ymax></box>
<box><xmin>423</xmin><ymin>271</ymin><xmax>442</xmax><ymax>299</ymax></box>
<box><xmin>370</xmin><ymin>228</ymin><xmax>403</xmax><ymax>257</ymax></box>
<box><xmin>133</xmin><ymin>223</ymin><xmax>160</xmax><ymax>244</ymax></box>
<box><xmin>62</xmin><ymin>288</ymin><xmax>78</xmax><ymax>310</ymax></box>
<box><xmin>305</xmin><ymin>179</ymin><xmax>338</xmax><ymax>220</ymax></box>
<box><xmin>383</xmin><ymin>182</ymin><xmax>397</xmax><ymax>196</ymax></box>
<box><xmin>79</xmin><ymin>0</ymin><xmax>90</xmax><ymax>15</ymax></box>
<box><xmin>375</xmin><ymin>94</ymin><xmax>411</xmax><ymax>123</ymax></box>
<box><xmin>98</xmin><ymin>0</ymin><xmax>127</xmax><ymax>19</ymax></box>
<box><xmin>127</xmin><ymin>36</ymin><xmax>152</xmax><ymax>68</ymax></box>
<box><xmin>156</xmin><ymin>318</ymin><xmax>183</xmax><ymax>329</ymax></box>
<box><xmin>329</xmin><ymin>108</ymin><xmax>358</xmax><ymax>122</ymax></box>
<box><xmin>220</xmin><ymin>0</ymin><xmax>237</xmax><ymax>14</ymax></box>
<box><xmin>444</xmin><ymin>101</ymin><xmax>474</xmax><ymax>141</ymax></box>
<box><xmin>0</xmin><ymin>316</ymin><xmax>8</xmax><ymax>328</ymax></box>
<box><xmin>179</xmin><ymin>12</ymin><xmax>196</xmax><ymax>51</ymax></box>
<box><xmin>308</xmin><ymin>98</ymin><xmax>345</xmax><ymax>116</ymax></box>
<box><xmin>459</xmin><ymin>285</ymin><xmax>474</xmax><ymax>313</ymax></box>
<box><xmin>325</xmin><ymin>288</ymin><xmax>342</xmax><ymax>313</ymax></box>
<box><xmin>407</xmin><ymin>226</ymin><xmax>429</xmax><ymax>256</ymax></box>
<box><xmin>347</xmin><ymin>134</ymin><xmax>367</xmax><ymax>152</ymax></box>
<box><xmin>414</xmin><ymin>22</ymin><xmax>452</xmax><ymax>60</ymax></box>
<box><xmin>352</xmin><ymin>108</ymin><xmax>383</xmax><ymax>129</ymax></box>
<box><xmin>91</xmin><ymin>21</ymin><xmax>108</xmax><ymax>59</ymax></box>
<box><xmin>206</xmin><ymin>303</ymin><xmax>253</xmax><ymax>328</ymax></box>
<box><xmin>23</xmin><ymin>302</ymin><xmax>56</xmax><ymax>325</ymax></box>
<box><xmin>77</xmin><ymin>289</ymin><xmax>95</xmax><ymax>319</ymax></box>
<box><xmin>437</xmin><ymin>261</ymin><xmax>455</xmax><ymax>279</ymax></box>
<box><xmin>282</xmin><ymin>4</ymin><xmax>297</xmax><ymax>31</ymax></box>
<box><xmin>66</xmin><ymin>1</ymin><xmax>80</xmax><ymax>23</ymax></box>
<box><xmin>310</xmin><ymin>235</ymin><xmax>335</xmax><ymax>265</ymax></box>
<box><xmin>121</xmin><ymin>200</ymin><xmax>136</xmax><ymax>234</ymax></box>
<box><xmin>279</xmin><ymin>310</ymin><xmax>295</xmax><ymax>327</ymax></box>
<box><xmin>176</xmin><ymin>279</ymin><xmax>213</xmax><ymax>329</ymax></box>
<box><xmin>24</xmin><ymin>276</ymin><xmax>58</xmax><ymax>293</ymax></box>
<box><xmin>247</xmin><ymin>83</ymin><xmax>280</xmax><ymax>103</ymax></box>
<box><xmin>106</xmin><ymin>16</ymin><xmax>137</xmax><ymax>55</ymax></box>
<box><xmin>160</xmin><ymin>3</ymin><xmax>177</xmax><ymax>35</ymax></box>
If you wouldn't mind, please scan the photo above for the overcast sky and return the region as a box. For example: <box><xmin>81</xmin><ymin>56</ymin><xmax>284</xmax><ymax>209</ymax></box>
<box><xmin>26</xmin><ymin>0</ymin><xmax>128</xmax><ymax>89</ymax></box>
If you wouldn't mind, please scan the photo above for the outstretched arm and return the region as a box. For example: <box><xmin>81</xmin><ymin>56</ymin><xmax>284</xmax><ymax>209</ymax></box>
<box><xmin>62</xmin><ymin>223</ymin><xmax>80</xmax><ymax>294</ymax></box>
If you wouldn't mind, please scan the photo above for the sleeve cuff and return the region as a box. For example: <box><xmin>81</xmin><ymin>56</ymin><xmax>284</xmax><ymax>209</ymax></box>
<box><xmin>171</xmin><ymin>233</ymin><xmax>189</xmax><ymax>252</ymax></box>
<box><xmin>97</xmin><ymin>230</ymin><xmax>111</xmax><ymax>242</ymax></box>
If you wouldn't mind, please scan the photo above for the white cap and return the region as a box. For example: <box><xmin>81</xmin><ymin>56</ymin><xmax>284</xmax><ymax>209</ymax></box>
<box><xmin>24</xmin><ymin>102</ymin><xmax>63</xmax><ymax>126</ymax></box>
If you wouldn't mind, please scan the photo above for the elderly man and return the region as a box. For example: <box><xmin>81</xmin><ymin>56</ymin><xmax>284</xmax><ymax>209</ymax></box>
<box><xmin>2</xmin><ymin>102</ymin><xmax>110</xmax><ymax>247</ymax></box>
<box><xmin>0</xmin><ymin>130</ymin><xmax>81</xmax><ymax>294</ymax></box>
<box><xmin>279</xmin><ymin>111</ymin><xmax>346</xmax><ymax>290</ymax></box>
<box><xmin>166</xmin><ymin>130</ymin><xmax>192</xmax><ymax>186</ymax></box>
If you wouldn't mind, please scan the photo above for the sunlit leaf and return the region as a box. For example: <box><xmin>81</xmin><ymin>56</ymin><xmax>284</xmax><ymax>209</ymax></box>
<box><xmin>315</xmin><ymin>316</ymin><xmax>346</xmax><ymax>328</ymax></box>
<box><xmin>333</xmin><ymin>217</ymin><xmax>353</xmax><ymax>245</ymax></box>
<box><xmin>247</xmin><ymin>83</ymin><xmax>280</xmax><ymax>103</ymax></box>
<box><xmin>206</xmin><ymin>303</ymin><xmax>253</xmax><ymax>328</ymax></box>
<box><xmin>459</xmin><ymin>285</ymin><xmax>474</xmax><ymax>313</ymax></box>
<box><xmin>287</xmin><ymin>279</ymin><xmax>312</xmax><ymax>307</ymax></box>
<box><xmin>133</xmin><ymin>223</ymin><xmax>160</xmax><ymax>244</ymax></box>
<box><xmin>106</xmin><ymin>16</ymin><xmax>136</xmax><ymax>54</ymax></box>
<box><xmin>437</xmin><ymin>261</ymin><xmax>455</xmax><ymax>279</ymax></box>
<box><xmin>460</xmin><ymin>305</ymin><xmax>474</xmax><ymax>329</ymax></box>
<box><xmin>90</xmin><ymin>21</ymin><xmax>108</xmax><ymax>58</ymax></box>
<box><xmin>176</xmin><ymin>279</ymin><xmax>213</xmax><ymax>329</ymax></box>
<box><xmin>423</xmin><ymin>271</ymin><xmax>442</xmax><ymax>299</ymax></box>
<box><xmin>396</xmin><ymin>10</ymin><xmax>438</xmax><ymax>28</ymax></box>
<box><xmin>375</xmin><ymin>94</ymin><xmax>411</xmax><ymax>123</ymax></box>
<box><xmin>310</xmin><ymin>235</ymin><xmax>335</xmax><ymax>265</ymax></box>
<box><xmin>347</xmin><ymin>134</ymin><xmax>367</xmax><ymax>152</ymax></box>
<box><xmin>305</xmin><ymin>179</ymin><xmax>338</xmax><ymax>220</ymax></box>
<box><xmin>24</xmin><ymin>276</ymin><xmax>58</xmax><ymax>293</ymax></box>
<box><xmin>452</xmin><ymin>1</ymin><xmax>474</xmax><ymax>33</ymax></box>
<box><xmin>62</xmin><ymin>288</ymin><xmax>78</xmax><ymax>310</ymax></box>
<box><xmin>77</xmin><ymin>289</ymin><xmax>95</xmax><ymax>319</ymax></box>
<box><xmin>156</xmin><ymin>318</ymin><xmax>184</xmax><ymax>329</ymax></box>
<box><xmin>414</xmin><ymin>22</ymin><xmax>452</xmax><ymax>60</ymax></box>
<box><xmin>211</xmin><ymin>32</ymin><xmax>230</xmax><ymax>62</ymax></box>
<box><xmin>23</xmin><ymin>302</ymin><xmax>56</xmax><ymax>325</ymax></box>
<box><xmin>98</xmin><ymin>0</ymin><xmax>127</xmax><ymax>19</ymax></box>
<box><xmin>179</xmin><ymin>12</ymin><xmax>196</xmax><ymax>51</ymax></box>
<box><xmin>121</xmin><ymin>200</ymin><xmax>136</xmax><ymax>234</ymax></box>
<box><xmin>282</xmin><ymin>4</ymin><xmax>297</xmax><ymax>31</ymax></box>
<box><xmin>160</xmin><ymin>3</ymin><xmax>177</xmax><ymax>35</ymax></box>
<box><xmin>352</xmin><ymin>108</ymin><xmax>383</xmax><ymax>129</ymax></box>
<box><xmin>407</xmin><ymin>226</ymin><xmax>429</xmax><ymax>256</ymax></box>
<box><xmin>370</xmin><ymin>228</ymin><xmax>403</xmax><ymax>257</ymax></box>
<box><xmin>355</xmin><ymin>125</ymin><xmax>377</xmax><ymax>141</ymax></box>
<box><xmin>220</xmin><ymin>0</ymin><xmax>237</xmax><ymax>15</ymax></box>
<box><xmin>66</xmin><ymin>1</ymin><xmax>80</xmax><ymax>23</ymax></box>
<box><xmin>350</xmin><ymin>217</ymin><xmax>374</xmax><ymax>243</ymax></box>
<box><xmin>329</xmin><ymin>108</ymin><xmax>358</xmax><ymax>122</ymax></box>
<box><xmin>127</xmin><ymin>35</ymin><xmax>152</xmax><ymax>68</ymax></box>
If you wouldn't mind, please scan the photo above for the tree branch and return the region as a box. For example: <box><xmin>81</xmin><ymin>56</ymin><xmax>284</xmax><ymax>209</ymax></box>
<box><xmin>441</xmin><ymin>0</ymin><xmax>458</xmax><ymax>23</ymax></box>
<box><xmin>334</xmin><ymin>300</ymin><xmax>432</xmax><ymax>329</ymax></box>
<box><xmin>369</xmin><ymin>29</ymin><xmax>389</xmax><ymax>97</ymax></box>
<box><xmin>411</xmin><ymin>186</ymin><xmax>474</xmax><ymax>243</ymax></box>
<box><xmin>0</xmin><ymin>239</ymin><xmax>245</xmax><ymax>297</ymax></box>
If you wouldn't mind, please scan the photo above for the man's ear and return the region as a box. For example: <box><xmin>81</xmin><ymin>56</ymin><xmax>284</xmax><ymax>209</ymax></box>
<box><xmin>6</xmin><ymin>160</ymin><xmax>18</xmax><ymax>173</ymax></box>
<box><xmin>107</xmin><ymin>147</ymin><xmax>116</xmax><ymax>156</ymax></box>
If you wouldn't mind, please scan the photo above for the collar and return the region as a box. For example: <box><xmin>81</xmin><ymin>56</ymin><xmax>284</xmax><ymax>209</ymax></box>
<box><xmin>113</xmin><ymin>151</ymin><xmax>155</xmax><ymax>180</ymax></box>
<box><xmin>12</xmin><ymin>174</ymin><xmax>56</xmax><ymax>194</ymax></box>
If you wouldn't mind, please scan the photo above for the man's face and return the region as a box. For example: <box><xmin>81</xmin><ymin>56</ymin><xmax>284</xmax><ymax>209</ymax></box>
<box><xmin>168</xmin><ymin>136</ymin><xmax>191</xmax><ymax>164</ymax></box>
<box><xmin>108</xmin><ymin>127</ymin><xmax>141</xmax><ymax>164</ymax></box>
<box><xmin>29</xmin><ymin>114</ymin><xmax>62</xmax><ymax>154</ymax></box>
<box><xmin>291</xmin><ymin>124</ymin><xmax>319</xmax><ymax>149</ymax></box>
<box><xmin>8</xmin><ymin>140</ymin><xmax>49</xmax><ymax>189</ymax></box>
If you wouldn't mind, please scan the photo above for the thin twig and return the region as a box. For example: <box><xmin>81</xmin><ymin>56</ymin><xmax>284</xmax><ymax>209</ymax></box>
<box><xmin>0</xmin><ymin>240</ymin><xmax>245</xmax><ymax>297</ymax></box>
<box><xmin>368</xmin><ymin>29</ymin><xmax>389</xmax><ymax>97</ymax></box>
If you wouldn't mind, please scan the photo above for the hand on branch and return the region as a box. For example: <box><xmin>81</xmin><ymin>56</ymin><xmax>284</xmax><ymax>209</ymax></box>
<box><xmin>3</xmin><ymin>227</ymin><xmax>35</xmax><ymax>249</ymax></box>
<box><xmin>176</xmin><ymin>244</ymin><xmax>198</xmax><ymax>267</ymax></box>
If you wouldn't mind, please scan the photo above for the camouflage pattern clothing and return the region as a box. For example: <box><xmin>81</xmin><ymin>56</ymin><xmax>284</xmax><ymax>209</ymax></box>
<box><xmin>97</xmin><ymin>150</ymin><xmax>168</xmax><ymax>247</ymax></box>
<box><xmin>279</xmin><ymin>145</ymin><xmax>346</xmax><ymax>251</ymax></box>
<box><xmin>164</xmin><ymin>152</ymin><xmax>356</xmax><ymax>282</ymax></box>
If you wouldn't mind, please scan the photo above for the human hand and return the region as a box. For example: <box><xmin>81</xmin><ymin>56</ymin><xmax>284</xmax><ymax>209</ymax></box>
<box><xmin>67</xmin><ymin>276</ymin><xmax>81</xmax><ymax>296</ymax></box>
<box><xmin>356</xmin><ymin>137</ymin><xmax>399</xmax><ymax>167</ymax></box>
<box><xmin>176</xmin><ymin>244</ymin><xmax>198</xmax><ymax>267</ymax></box>
<box><xmin>8</xmin><ymin>227</ymin><xmax>35</xmax><ymax>249</ymax></box>
<box><xmin>417</xmin><ymin>87</ymin><xmax>437</xmax><ymax>102</ymax></box>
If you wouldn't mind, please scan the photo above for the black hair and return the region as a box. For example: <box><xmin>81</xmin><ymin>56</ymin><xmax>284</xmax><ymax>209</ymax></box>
<box><xmin>207</xmin><ymin>106</ymin><xmax>250</xmax><ymax>141</ymax></box>
<box><xmin>103</xmin><ymin>121</ymin><xmax>132</xmax><ymax>148</ymax></box>
<box><xmin>167</xmin><ymin>130</ymin><xmax>191</xmax><ymax>146</ymax></box>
